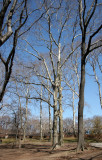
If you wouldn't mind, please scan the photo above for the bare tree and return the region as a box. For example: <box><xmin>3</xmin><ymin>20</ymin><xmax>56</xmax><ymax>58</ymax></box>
<box><xmin>21</xmin><ymin>0</ymin><xmax>79</xmax><ymax>148</ymax></box>
<box><xmin>77</xmin><ymin>0</ymin><xmax>102</xmax><ymax>151</ymax></box>
<box><xmin>0</xmin><ymin>0</ymin><xmax>28</xmax><ymax>102</ymax></box>
<box><xmin>0</xmin><ymin>0</ymin><xmax>46</xmax><ymax>103</ymax></box>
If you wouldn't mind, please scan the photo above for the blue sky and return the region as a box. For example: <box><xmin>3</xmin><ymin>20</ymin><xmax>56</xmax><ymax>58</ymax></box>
<box><xmin>84</xmin><ymin>72</ymin><xmax>102</xmax><ymax>118</ymax></box>
<box><xmin>0</xmin><ymin>0</ymin><xmax>102</xmax><ymax>122</ymax></box>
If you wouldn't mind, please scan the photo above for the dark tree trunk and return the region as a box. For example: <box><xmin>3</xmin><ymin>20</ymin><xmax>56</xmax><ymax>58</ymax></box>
<box><xmin>77</xmin><ymin>42</ymin><xmax>85</xmax><ymax>151</ymax></box>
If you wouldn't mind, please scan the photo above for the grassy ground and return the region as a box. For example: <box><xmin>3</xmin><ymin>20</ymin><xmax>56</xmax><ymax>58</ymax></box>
<box><xmin>1</xmin><ymin>137</ymin><xmax>50</xmax><ymax>144</ymax></box>
<box><xmin>1</xmin><ymin>136</ymin><xmax>102</xmax><ymax>144</ymax></box>
<box><xmin>1</xmin><ymin>138</ymin><xmax>15</xmax><ymax>144</ymax></box>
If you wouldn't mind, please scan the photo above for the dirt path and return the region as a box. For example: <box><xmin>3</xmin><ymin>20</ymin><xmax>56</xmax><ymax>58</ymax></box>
<box><xmin>0</xmin><ymin>142</ymin><xmax>102</xmax><ymax>160</ymax></box>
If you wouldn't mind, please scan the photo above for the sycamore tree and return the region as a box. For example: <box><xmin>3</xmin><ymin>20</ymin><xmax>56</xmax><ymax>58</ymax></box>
<box><xmin>22</xmin><ymin>0</ymin><xmax>79</xmax><ymax>147</ymax></box>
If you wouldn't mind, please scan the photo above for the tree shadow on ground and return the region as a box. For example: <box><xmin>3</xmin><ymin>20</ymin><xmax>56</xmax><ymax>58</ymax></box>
<box><xmin>0</xmin><ymin>143</ymin><xmax>102</xmax><ymax>160</ymax></box>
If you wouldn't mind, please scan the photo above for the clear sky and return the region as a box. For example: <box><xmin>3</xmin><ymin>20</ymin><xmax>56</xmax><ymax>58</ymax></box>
<box><xmin>84</xmin><ymin>72</ymin><xmax>102</xmax><ymax>118</ymax></box>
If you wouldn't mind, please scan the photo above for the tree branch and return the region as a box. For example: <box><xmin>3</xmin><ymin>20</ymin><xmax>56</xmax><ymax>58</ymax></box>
<box><xmin>85</xmin><ymin>24</ymin><xmax>102</xmax><ymax>58</ymax></box>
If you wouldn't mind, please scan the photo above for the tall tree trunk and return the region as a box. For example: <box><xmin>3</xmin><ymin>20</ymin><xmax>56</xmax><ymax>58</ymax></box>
<box><xmin>58</xmin><ymin>69</ymin><xmax>63</xmax><ymax>145</ymax></box>
<box><xmin>49</xmin><ymin>103</ymin><xmax>52</xmax><ymax>141</ymax></box>
<box><xmin>58</xmin><ymin>43</ymin><xmax>63</xmax><ymax>146</ymax></box>
<box><xmin>48</xmin><ymin>93</ymin><xmax>52</xmax><ymax>141</ymax></box>
<box><xmin>53</xmin><ymin>86</ymin><xmax>58</xmax><ymax>146</ymax></box>
<box><xmin>58</xmin><ymin>85</ymin><xmax>63</xmax><ymax>146</ymax></box>
<box><xmin>58</xmin><ymin>43</ymin><xmax>63</xmax><ymax>145</ymax></box>
<box><xmin>72</xmin><ymin>92</ymin><xmax>76</xmax><ymax>137</ymax></box>
<box><xmin>40</xmin><ymin>86</ymin><xmax>43</xmax><ymax>140</ymax></box>
<box><xmin>47</xmin><ymin>80</ymin><xmax>52</xmax><ymax>141</ymax></box>
<box><xmin>77</xmin><ymin>0</ymin><xmax>101</xmax><ymax>151</ymax></box>
<box><xmin>73</xmin><ymin>105</ymin><xmax>75</xmax><ymax>136</ymax></box>
<box><xmin>77</xmin><ymin>55</ymin><xmax>85</xmax><ymax>151</ymax></box>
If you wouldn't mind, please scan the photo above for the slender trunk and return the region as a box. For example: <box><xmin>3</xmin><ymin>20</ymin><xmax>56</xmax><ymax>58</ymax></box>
<box><xmin>77</xmin><ymin>55</ymin><xmax>85</xmax><ymax>151</ymax></box>
<box><xmin>23</xmin><ymin>96</ymin><xmax>28</xmax><ymax>141</ymax></box>
<box><xmin>48</xmin><ymin>93</ymin><xmax>52</xmax><ymax>141</ymax></box>
<box><xmin>49</xmin><ymin>103</ymin><xmax>52</xmax><ymax>141</ymax></box>
<box><xmin>53</xmin><ymin>86</ymin><xmax>58</xmax><ymax>146</ymax></box>
<box><xmin>40</xmin><ymin>86</ymin><xmax>43</xmax><ymax>140</ymax></box>
<box><xmin>72</xmin><ymin>92</ymin><xmax>76</xmax><ymax>137</ymax></box>
<box><xmin>19</xmin><ymin>96</ymin><xmax>22</xmax><ymax>148</ymax></box>
<box><xmin>58</xmin><ymin>43</ymin><xmax>63</xmax><ymax>146</ymax></box>
<box><xmin>48</xmin><ymin>80</ymin><xmax>52</xmax><ymax>141</ymax></box>
<box><xmin>73</xmin><ymin>111</ymin><xmax>76</xmax><ymax>137</ymax></box>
